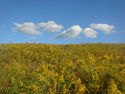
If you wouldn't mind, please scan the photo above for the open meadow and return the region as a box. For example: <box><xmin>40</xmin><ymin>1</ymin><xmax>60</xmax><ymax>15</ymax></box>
<box><xmin>0</xmin><ymin>43</ymin><xmax>125</xmax><ymax>94</ymax></box>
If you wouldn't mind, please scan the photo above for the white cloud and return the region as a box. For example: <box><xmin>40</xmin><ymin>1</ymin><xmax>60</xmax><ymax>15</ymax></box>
<box><xmin>13</xmin><ymin>21</ymin><xmax>116</xmax><ymax>39</ymax></box>
<box><xmin>14</xmin><ymin>22</ymin><xmax>41</xmax><ymax>35</ymax></box>
<box><xmin>90</xmin><ymin>24</ymin><xmax>114</xmax><ymax>34</ymax></box>
<box><xmin>14</xmin><ymin>21</ymin><xmax>63</xmax><ymax>35</ymax></box>
<box><xmin>38</xmin><ymin>21</ymin><xmax>63</xmax><ymax>32</ymax></box>
<box><xmin>83</xmin><ymin>28</ymin><xmax>98</xmax><ymax>38</ymax></box>
<box><xmin>55</xmin><ymin>25</ymin><xmax>82</xmax><ymax>38</ymax></box>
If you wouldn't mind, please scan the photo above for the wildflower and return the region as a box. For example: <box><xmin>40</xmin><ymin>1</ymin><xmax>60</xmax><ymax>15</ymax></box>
<box><xmin>59</xmin><ymin>75</ymin><xmax>64</xmax><ymax>82</ymax></box>
<box><xmin>78</xmin><ymin>84</ymin><xmax>87</xmax><ymax>93</ymax></box>
<box><xmin>75</xmin><ymin>78</ymin><xmax>87</xmax><ymax>94</ymax></box>
<box><xmin>88</xmin><ymin>54</ymin><xmax>96</xmax><ymax>63</ymax></box>
<box><xmin>107</xmin><ymin>79</ymin><xmax>122</xmax><ymax>94</ymax></box>
<box><xmin>92</xmin><ymin>73</ymin><xmax>100</xmax><ymax>81</ymax></box>
<box><xmin>39</xmin><ymin>77</ymin><xmax>50</xmax><ymax>86</ymax></box>
<box><xmin>19</xmin><ymin>81</ymin><xmax>23</xmax><ymax>86</ymax></box>
<box><xmin>104</xmin><ymin>54</ymin><xmax>113</xmax><ymax>60</ymax></box>
<box><xmin>28</xmin><ymin>85</ymin><xmax>38</xmax><ymax>91</ymax></box>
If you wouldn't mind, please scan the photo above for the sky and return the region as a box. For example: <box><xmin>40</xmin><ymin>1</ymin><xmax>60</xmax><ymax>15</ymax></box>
<box><xmin>0</xmin><ymin>0</ymin><xmax>125</xmax><ymax>44</ymax></box>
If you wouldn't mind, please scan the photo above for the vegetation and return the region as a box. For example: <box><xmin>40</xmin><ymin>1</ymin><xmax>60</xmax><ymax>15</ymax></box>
<box><xmin>0</xmin><ymin>43</ymin><xmax>125</xmax><ymax>94</ymax></box>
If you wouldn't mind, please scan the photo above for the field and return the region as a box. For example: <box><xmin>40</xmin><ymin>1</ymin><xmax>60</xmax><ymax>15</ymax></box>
<box><xmin>0</xmin><ymin>43</ymin><xmax>125</xmax><ymax>94</ymax></box>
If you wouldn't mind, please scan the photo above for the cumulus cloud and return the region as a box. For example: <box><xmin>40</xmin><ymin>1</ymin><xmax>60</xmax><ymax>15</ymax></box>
<box><xmin>90</xmin><ymin>24</ymin><xmax>115</xmax><ymax>34</ymax></box>
<box><xmin>55</xmin><ymin>25</ymin><xmax>82</xmax><ymax>38</ymax></box>
<box><xmin>14</xmin><ymin>22</ymin><xmax>41</xmax><ymax>35</ymax></box>
<box><xmin>38</xmin><ymin>21</ymin><xmax>63</xmax><ymax>32</ymax></box>
<box><xmin>13</xmin><ymin>21</ymin><xmax>116</xmax><ymax>39</ymax></box>
<box><xmin>13</xmin><ymin>21</ymin><xmax>63</xmax><ymax>35</ymax></box>
<box><xmin>83</xmin><ymin>28</ymin><xmax>98</xmax><ymax>38</ymax></box>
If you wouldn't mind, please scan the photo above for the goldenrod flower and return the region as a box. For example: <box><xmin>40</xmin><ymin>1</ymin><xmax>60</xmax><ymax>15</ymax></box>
<box><xmin>28</xmin><ymin>85</ymin><xmax>38</xmax><ymax>91</ymax></box>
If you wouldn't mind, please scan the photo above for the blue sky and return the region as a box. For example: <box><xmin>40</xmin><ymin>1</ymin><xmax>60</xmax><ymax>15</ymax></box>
<box><xmin>0</xmin><ymin>0</ymin><xmax>125</xmax><ymax>44</ymax></box>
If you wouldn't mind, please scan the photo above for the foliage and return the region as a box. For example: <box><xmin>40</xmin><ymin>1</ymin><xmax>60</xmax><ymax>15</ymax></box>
<box><xmin>0</xmin><ymin>43</ymin><xmax>125</xmax><ymax>94</ymax></box>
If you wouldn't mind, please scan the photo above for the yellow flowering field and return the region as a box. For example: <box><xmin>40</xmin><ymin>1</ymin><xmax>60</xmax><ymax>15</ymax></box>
<box><xmin>0</xmin><ymin>43</ymin><xmax>125</xmax><ymax>94</ymax></box>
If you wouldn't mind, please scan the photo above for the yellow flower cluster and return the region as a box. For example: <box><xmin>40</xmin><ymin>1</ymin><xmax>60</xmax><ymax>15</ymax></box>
<box><xmin>0</xmin><ymin>43</ymin><xmax>125</xmax><ymax>94</ymax></box>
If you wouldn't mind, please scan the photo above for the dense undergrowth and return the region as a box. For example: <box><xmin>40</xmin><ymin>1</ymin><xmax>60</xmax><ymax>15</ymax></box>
<box><xmin>0</xmin><ymin>43</ymin><xmax>125</xmax><ymax>94</ymax></box>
